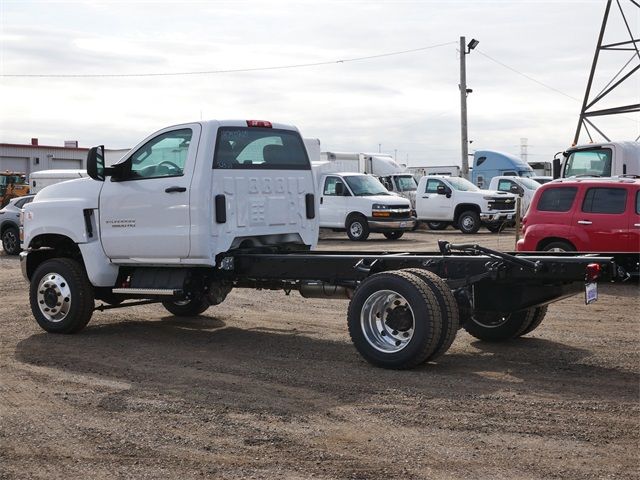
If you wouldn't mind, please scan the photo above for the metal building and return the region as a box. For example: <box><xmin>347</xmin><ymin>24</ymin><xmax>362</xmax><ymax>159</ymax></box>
<box><xmin>0</xmin><ymin>138</ymin><xmax>129</xmax><ymax>175</ymax></box>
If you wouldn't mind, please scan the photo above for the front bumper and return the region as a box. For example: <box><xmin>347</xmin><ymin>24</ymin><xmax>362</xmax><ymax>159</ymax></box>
<box><xmin>19</xmin><ymin>251</ymin><xmax>29</xmax><ymax>281</ymax></box>
<box><xmin>367</xmin><ymin>218</ymin><xmax>416</xmax><ymax>231</ymax></box>
<box><xmin>480</xmin><ymin>212</ymin><xmax>515</xmax><ymax>224</ymax></box>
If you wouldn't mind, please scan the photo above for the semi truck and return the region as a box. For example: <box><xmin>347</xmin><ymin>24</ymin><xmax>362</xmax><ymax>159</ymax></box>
<box><xmin>471</xmin><ymin>150</ymin><xmax>534</xmax><ymax>188</ymax></box>
<box><xmin>553</xmin><ymin>141</ymin><xmax>640</xmax><ymax>179</ymax></box>
<box><xmin>20</xmin><ymin>119</ymin><xmax>621</xmax><ymax>370</ymax></box>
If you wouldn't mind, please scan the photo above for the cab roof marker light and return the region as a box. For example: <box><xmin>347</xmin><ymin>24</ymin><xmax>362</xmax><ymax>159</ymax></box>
<box><xmin>246</xmin><ymin>120</ymin><xmax>272</xmax><ymax>128</ymax></box>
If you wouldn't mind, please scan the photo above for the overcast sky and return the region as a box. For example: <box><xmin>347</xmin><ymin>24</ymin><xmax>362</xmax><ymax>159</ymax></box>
<box><xmin>0</xmin><ymin>0</ymin><xmax>638</xmax><ymax>166</ymax></box>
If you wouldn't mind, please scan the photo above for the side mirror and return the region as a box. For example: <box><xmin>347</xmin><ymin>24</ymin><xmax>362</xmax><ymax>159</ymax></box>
<box><xmin>552</xmin><ymin>158</ymin><xmax>561</xmax><ymax>179</ymax></box>
<box><xmin>87</xmin><ymin>145</ymin><xmax>105</xmax><ymax>181</ymax></box>
<box><xmin>436</xmin><ymin>185</ymin><xmax>446</xmax><ymax>195</ymax></box>
<box><xmin>335</xmin><ymin>182</ymin><xmax>345</xmax><ymax>196</ymax></box>
<box><xmin>510</xmin><ymin>184</ymin><xmax>523</xmax><ymax>195</ymax></box>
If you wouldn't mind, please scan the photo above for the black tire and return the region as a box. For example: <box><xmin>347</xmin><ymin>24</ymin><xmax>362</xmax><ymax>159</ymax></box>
<box><xmin>383</xmin><ymin>231</ymin><xmax>404</xmax><ymax>240</ymax></box>
<box><xmin>2</xmin><ymin>226</ymin><xmax>21</xmax><ymax>255</ymax></box>
<box><xmin>486</xmin><ymin>223</ymin><xmax>503</xmax><ymax>233</ymax></box>
<box><xmin>541</xmin><ymin>241</ymin><xmax>575</xmax><ymax>252</ymax></box>
<box><xmin>463</xmin><ymin>308</ymin><xmax>537</xmax><ymax>342</ymax></box>
<box><xmin>162</xmin><ymin>296</ymin><xmax>210</xmax><ymax>316</ymax></box>
<box><xmin>457</xmin><ymin>211</ymin><xmax>481</xmax><ymax>234</ymax></box>
<box><xmin>29</xmin><ymin>258</ymin><xmax>95</xmax><ymax>334</ymax></box>
<box><xmin>347</xmin><ymin>271</ymin><xmax>442</xmax><ymax>369</ymax></box>
<box><xmin>402</xmin><ymin>268</ymin><xmax>459</xmax><ymax>361</ymax></box>
<box><xmin>346</xmin><ymin>215</ymin><xmax>370</xmax><ymax>241</ymax></box>
<box><xmin>427</xmin><ymin>222</ymin><xmax>448</xmax><ymax>231</ymax></box>
<box><xmin>520</xmin><ymin>306</ymin><xmax>548</xmax><ymax>336</ymax></box>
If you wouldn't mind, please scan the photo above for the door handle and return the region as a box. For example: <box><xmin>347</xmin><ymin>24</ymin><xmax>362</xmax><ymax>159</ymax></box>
<box><xmin>165</xmin><ymin>186</ymin><xmax>186</xmax><ymax>193</ymax></box>
<box><xmin>577</xmin><ymin>220</ymin><xmax>592</xmax><ymax>225</ymax></box>
<box><xmin>320</xmin><ymin>197</ymin><xmax>323</xmax><ymax>204</ymax></box>
<box><xmin>422</xmin><ymin>195</ymin><xmax>429</xmax><ymax>199</ymax></box>
<box><xmin>634</xmin><ymin>224</ymin><xmax>640</xmax><ymax>228</ymax></box>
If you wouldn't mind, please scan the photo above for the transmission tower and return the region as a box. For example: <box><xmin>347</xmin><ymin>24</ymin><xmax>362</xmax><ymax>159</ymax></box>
<box><xmin>573</xmin><ymin>0</ymin><xmax>640</xmax><ymax>145</ymax></box>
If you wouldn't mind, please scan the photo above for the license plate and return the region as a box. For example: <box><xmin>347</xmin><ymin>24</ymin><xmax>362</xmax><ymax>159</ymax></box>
<box><xmin>400</xmin><ymin>222</ymin><xmax>407</xmax><ymax>227</ymax></box>
<box><xmin>585</xmin><ymin>282</ymin><xmax>598</xmax><ymax>304</ymax></box>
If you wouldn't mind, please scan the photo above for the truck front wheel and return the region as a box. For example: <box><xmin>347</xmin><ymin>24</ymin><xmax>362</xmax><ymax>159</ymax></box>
<box><xmin>457</xmin><ymin>211</ymin><xmax>480</xmax><ymax>234</ymax></box>
<box><xmin>162</xmin><ymin>296</ymin><xmax>210</xmax><ymax>316</ymax></box>
<box><xmin>347</xmin><ymin>271</ymin><xmax>443</xmax><ymax>369</ymax></box>
<box><xmin>346</xmin><ymin>216</ymin><xmax>370</xmax><ymax>241</ymax></box>
<box><xmin>29</xmin><ymin>258</ymin><xmax>95</xmax><ymax>333</ymax></box>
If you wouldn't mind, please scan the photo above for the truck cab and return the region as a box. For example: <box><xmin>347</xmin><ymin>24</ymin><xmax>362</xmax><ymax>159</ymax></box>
<box><xmin>555</xmin><ymin>141</ymin><xmax>640</xmax><ymax>178</ymax></box>
<box><xmin>471</xmin><ymin>150</ymin><xmax>534</xmax><ymax>189</ymax></box>
<box><xmin>488</xmin><ymin>175</ymin><xmax>541</xmax><ymax>216</ymax></box>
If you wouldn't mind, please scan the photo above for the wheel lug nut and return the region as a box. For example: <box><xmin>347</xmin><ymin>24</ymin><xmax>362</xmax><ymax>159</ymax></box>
<box><xmin>380</xmin><ymin>331</ymin><xmax>386</xmax><ymax>336</ymax></box>
<box><xmin>392</xmin><ymin>330</ymin><xmax>398</xmax><ymax>335</ymax></box>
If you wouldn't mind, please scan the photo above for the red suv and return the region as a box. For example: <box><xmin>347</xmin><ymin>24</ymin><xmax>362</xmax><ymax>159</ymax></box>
<box><xmin>517</xmin><ymin>177</ymin><xmax>640</xmax><ymax>252</ymax></box>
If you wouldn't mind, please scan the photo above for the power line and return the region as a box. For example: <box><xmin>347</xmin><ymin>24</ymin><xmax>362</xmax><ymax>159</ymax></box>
<box><xmin>475</xmin><ymin>49</ymin><xmax>581</xmax><ymax>101</ymax></box>
<box><xmin>0</xmin><ymin>41</ymin><xmax>456</xmax><ymax>78</ymax></box>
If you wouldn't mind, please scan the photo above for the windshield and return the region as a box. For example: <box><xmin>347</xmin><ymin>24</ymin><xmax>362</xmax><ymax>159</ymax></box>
<box><xmin>344</xmin><ymin>175</ymin><xmax>390</xmax><ymax>196</ymax></box>
<box><xmin>395</xmin><ymin>175</ymin><xmax>417</xmax><ymax>192</ymax></box>
<box><xmin>564</xmin><ymin>148</ymin><xmax>612</xmax><ymax>177</ymax></box>
<box><xmin>0</xmin><ymin>175</ymin><xmax>23</xmax><ymax>186</ymax></box>
<box><xmin>447</xmin><ymin>176</ymin><xmax>480</xmax><ymax>192</ymax></box>
<box><xmin>519</xmin><ymin>177</ymin><xmax>541</xmax><ymax>190</ymax></box>
<box><xmin>518</xmin><ymin>171</ymin><xmax>533</xmax><ymax>178</ymax></box>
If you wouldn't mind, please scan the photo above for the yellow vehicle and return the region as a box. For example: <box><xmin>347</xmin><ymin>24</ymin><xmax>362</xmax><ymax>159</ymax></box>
<box><xmin>0</xmin><ymin>172</ymin><xmax>29</xmax><ymax>208</ymax></box>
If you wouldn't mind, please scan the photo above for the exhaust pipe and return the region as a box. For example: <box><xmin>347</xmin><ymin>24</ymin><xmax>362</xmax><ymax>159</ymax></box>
<box><xmin>299</xmin><ymin>282</ymin><xmax>353</xmax><ymax>300</ymax></box>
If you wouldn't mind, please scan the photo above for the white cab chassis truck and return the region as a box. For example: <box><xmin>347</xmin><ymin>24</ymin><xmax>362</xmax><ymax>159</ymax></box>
<box><xmin>415</xmin><ymin>176</ymin><xmax>518</xmax><ymax>234</ymax></box>
<box><xmin>314</xmin><ymin>167</ymin><xmax>415</xmax><ymax>241</ymax></box>
<box><xmin>20</xmin><ymin>120</ymin><xmax>619</xmax><ymax>369</ymax></box>
<box><xmin>488</xmin><ymin>176</ymin><xmax>541</xmax><ymax>217</ymax></box>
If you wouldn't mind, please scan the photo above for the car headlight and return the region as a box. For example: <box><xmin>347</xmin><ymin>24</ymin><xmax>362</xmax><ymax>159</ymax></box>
<box><xmin>372</xmin><ymin>204</ymin><xmax>388</xmax><ymax>210</ymax></box>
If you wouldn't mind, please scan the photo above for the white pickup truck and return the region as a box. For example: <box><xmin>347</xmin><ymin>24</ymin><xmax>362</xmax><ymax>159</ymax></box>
<box><xmin>19</xmin><ymin>119</ymin><xmax>617</xmax><ymax>370</ymax></box>
<box><xmin>316</xmin><ymin>170</ymin><xmax>415</xmax><ymax>241</ymax></box>
<box><xmin>488</xmin><ymin>175</ymin><xmax>541</xmax><ymax>217</ymax></box>
<box><xmin>415</xmin><ymin>175</ymin><xmax>517</xmax><ymax>233</ymax></box>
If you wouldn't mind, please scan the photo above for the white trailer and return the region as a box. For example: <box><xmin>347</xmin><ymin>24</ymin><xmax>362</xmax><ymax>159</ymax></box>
<box><xmin>29</xmin><ymin>169</ymin><xmax>88</xmax><ymax>194</ymax></box>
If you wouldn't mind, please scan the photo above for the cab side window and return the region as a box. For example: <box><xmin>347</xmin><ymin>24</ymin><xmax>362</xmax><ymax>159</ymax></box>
<box><xmin>497</xmin><ymin>179</ymin><xmax>514</xmax><ymax>192</ymax></box>
<box><xmin>324</xmin><ymin>177</ymin><xmax>344</xmax><ymax>196</ymax></box>
<box><xmin>425</xmin><ymin>179</ymin><xmax>444</xmax><ymax>194</ymax></box>
<box><xmin>129</xmin><ymin>129</ymin><xmax>192</xmax><ymax>179</ymax></box>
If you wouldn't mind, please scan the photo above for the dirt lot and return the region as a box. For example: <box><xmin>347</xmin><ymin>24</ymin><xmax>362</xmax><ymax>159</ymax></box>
<box><xmin>1</xmin><ymin>229</ymin><xmax>638</xmax><ymax>479</ymax></box>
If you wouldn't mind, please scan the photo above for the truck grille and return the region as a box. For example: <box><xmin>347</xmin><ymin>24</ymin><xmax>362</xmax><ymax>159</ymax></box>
<box><xmin>488</xmin><ymin>197</ymin><xmax>516</xmax><ymax>211</ymax></box>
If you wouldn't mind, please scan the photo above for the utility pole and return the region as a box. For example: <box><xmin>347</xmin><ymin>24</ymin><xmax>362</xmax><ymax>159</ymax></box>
<box><xmin>459</xmin><ymin>36</ymin><xmax>479</xmax><ymax>180</ymax></box>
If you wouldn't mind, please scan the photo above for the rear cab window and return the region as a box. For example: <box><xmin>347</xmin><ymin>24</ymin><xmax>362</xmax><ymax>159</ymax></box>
<box><xmin>213</xmin><ymin>127</ymin><xmax>310</xmax><ymax>170</ymax></box>
<box><xmin>537</xmin><ymin>187</ymin><xmax>577</xmax><ymax>212</ymax></box>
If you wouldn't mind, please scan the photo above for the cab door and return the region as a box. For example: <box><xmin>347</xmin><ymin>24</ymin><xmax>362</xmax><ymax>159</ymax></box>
<box><xmin>417</xmin><ymin>178</ymin><xmax>451</xmax><ymax>220</ymax></box>
<box><xmin>99</xmin><ymin>124</ymin><xmax>201</xmax><ymax>261</ymax></box>
<box><xmin>319</xmin><ymin>176</ymin><xmax>348</xmax><ymax>227</ymax></box>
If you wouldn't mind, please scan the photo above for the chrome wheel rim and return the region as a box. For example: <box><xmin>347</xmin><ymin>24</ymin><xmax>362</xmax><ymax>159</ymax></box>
<box><xmin>350</xmin><ymin>222</ymin><xmax>363</xmax><ymax>238</ymax></box>
<box><xmin>546</xmin><ymin>246</ymin><xmax>567</xmax><ymax>252</ymax></box>
<box><xmin>361</xmin><ymin>290</ymin><xmax>415</xmax><ymax>353</ymax></box>
<box><xmin>461</xmin><ymin>216</ymin><xmax>474</xmax><ymax>230</ymax></box>
<box><xmin>36</xmin><ymin>272</ymin><xmax>71</xmax><ymax>322</ymax></box>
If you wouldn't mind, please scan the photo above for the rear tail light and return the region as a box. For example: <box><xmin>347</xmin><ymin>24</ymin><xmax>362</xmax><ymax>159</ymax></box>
<box><xmin>585</xmin><ymin>263</ymin><xmax>601</xmax><ymax>282</ymax></box>
<box><xmin>246</xmin><ymin>120</ymin><xmax>272</xmax><ymax>128</ymax></box>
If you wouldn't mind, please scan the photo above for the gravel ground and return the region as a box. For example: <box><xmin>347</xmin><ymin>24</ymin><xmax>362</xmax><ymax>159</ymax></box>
<box><xmin>1</xmin><ymin>228</ymin><xmax>638</xmax><ymax>479</ymax></box>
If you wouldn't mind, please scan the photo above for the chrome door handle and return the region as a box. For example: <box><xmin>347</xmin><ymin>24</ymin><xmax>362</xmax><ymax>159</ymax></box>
<box><xmin>634</xmin><ymin>223</ymin><xmax>640</xmax><ymax>227</ymax></box>
<box><xmin>577</xmin><ymin>220</ymin><xmax>592</xmax><ymax>225</ymax></box>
